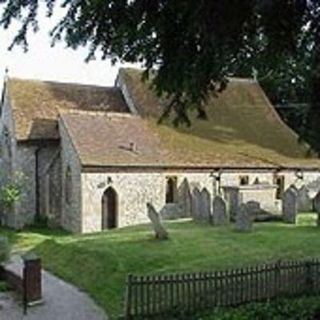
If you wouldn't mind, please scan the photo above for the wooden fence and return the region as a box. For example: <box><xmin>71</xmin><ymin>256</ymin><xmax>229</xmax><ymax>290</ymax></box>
<box><xmin>124</xmin><ymin>259</ymin><xmax>320</xmax><ymax>319</ymax></box>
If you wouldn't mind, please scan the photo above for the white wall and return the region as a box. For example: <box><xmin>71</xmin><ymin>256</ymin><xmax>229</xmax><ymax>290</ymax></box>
<box><xmin>79</xmin><ymin>169</ymin><xmax>320</xmax><ymax>233</ymax></box>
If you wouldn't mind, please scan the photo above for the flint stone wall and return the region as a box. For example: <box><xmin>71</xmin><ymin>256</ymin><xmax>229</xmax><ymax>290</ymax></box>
<box><xmin>75</xmin><ymin>170</ymin><xmax>320</xmax><ymax>233</ymax></box>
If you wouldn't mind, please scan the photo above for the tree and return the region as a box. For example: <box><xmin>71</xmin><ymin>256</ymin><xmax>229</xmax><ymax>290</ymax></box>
<box><xmin>1</xmin><ymin>0</ymin><xmax>320</xmax><ymax>153</ymax></box>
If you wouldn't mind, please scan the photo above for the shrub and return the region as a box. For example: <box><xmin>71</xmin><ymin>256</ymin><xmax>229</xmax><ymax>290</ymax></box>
<box><xmin>0</xmin><ymin>236</ymin><xmax>9</xmax><ymax>263</ymax></box>
<box><xmin>1</xmin><ymin>171</ymin><xmax>28</xmax><ymax>209</ymax></box>
<box><xmin>0</xmin><ymin>281</ymin><xmax>8</xmax><ymax>292</ymax></box>
<box><xmin>195</xmin><ymin>296</ymin><xmax>320</xmax><ymax>320</ymax></box>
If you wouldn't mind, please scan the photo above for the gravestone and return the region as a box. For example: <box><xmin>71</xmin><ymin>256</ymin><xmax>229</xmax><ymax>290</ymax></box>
<box><xmin>297</xmin><ymin>185</ymin><xmax>312</xmax><ymax>212</ymax></box>
<box><xmin>314</xmin><ymin>191</ymin><xmax>320</xmax><ymax>213</ymax></box>
<box><xmin>306</xmin><ymin>177</ymin><xmax>320</xmax><ymax>198</ymax></box>
<box><xmin>235</xmin><ymin>203</ymin><xmax>252</xmax><ymax>232</ymax></box>
<box><xmin>246</xmin><ymin>200</ymin><xmax>262</xmax><ymax>220</ymax></box>
<box><xmin>147</xmin><ymin>203</ymin><xmax>169</xmax><ymax>240</ymax></box>
<box><xmin>282</xmin><ymin>188</ymin><xmax>298</xmax><ymax>224</ymax></box>
<box><xmin>177</xmin><ymin>178</ymin><xmax>192</xmax><ymax>217</ymax></box>
<box><xmin>246</xmin><ymin>201</ymin><xmax>261</xmax><ymax>215</ymax></box>
<box><xmin>191</xmin><ymin>188</ymin><xmax>202</xmax><ymax>221</ymax></box>
<box><xmin>199</xmin><ymin>188</ymin><xmax>211</xmax><ymax>222</ymax></box>
<box><xmin>314</xmin><ymin>192</ymin><xmax>320</xmax><ymax>226</ymax></box>
<box><xmin>160</xmin><ymin>203</ymin><xmax>184</xmax><ymax>220</ymax></box>
<box><xmin>212</xmin><ymin>196</ymin><xmax>228</xmax><ymax>226</ymax></box>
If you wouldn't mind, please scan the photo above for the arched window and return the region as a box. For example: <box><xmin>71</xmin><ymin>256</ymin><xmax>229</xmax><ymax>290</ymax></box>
<box><xmin>239</xmin><ymin>175</ymin><xmax>249</xmax><ymax>186</ymax></box>
<box><xmin>65</xmin><ymin>166</ymin><xmax>72</xmax><ymax>204</ymax></box>
<box><xmin>102</xmin><ymin>187</ymin><xmax>118</xmax><ymax>229</ymax></box>
<box><xmin>165</xmin><ymin>177</ymin><xmax>177</xmax><ymax>203</ymax></box>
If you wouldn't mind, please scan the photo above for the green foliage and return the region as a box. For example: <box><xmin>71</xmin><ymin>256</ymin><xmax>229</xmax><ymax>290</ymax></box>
<box><xmin>2</xmin><ymin>0</ymin><xmax>320</xmax><ymax>152</ymax></box>
<box><xmin>0</xmin><ymin>1</ymin><xmax>317</xmax><ymax>127</ymax></box>
<box><xmin>2</xmin><ymin>183</ymin><xmax>21</xmax><ymax>208</ymax></box>
<box><xmin>0</xmin><ymin>281</ymin><xmax>8</xmax><ymax>292</ymax></box>
<box><xmin>198</xmin><ymin>296</ymin><xmax>320</xmax><ymax>320</ymax></box>
<box><xmin>0</xmin><ymin>236</ymin><xmax>9</xmax><ymax>262</ymax></box>
<box><xmin>1</xmin><ymin>214</ymin><xmax>320</xmax><ymax>319</ymax></box>
<box><xmin>1</xmin><ymin>171</ymin><xmax>28</xmax><ymax>209</ymax></box>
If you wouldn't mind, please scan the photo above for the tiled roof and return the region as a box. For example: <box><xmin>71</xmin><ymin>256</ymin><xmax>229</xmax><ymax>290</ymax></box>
<box><xmin>60</xmin><ymin>112</ymin><xmax>166</xmax><ymax>167</ymax></box>
<box><xmin>114</xmin><ymin>68</ymin><xmax>320</xmax><ymax>169</ymax></box>
<box><xmin>6</xmin><ymin>70</ymin><xmax>320</xmax><ymax>169</ymax></box>
<box><xmin>60</xmin><ymin>111</ymin><xmax>268</xmax><ymax>168</ymax></box>
<box><xmin>6</xmin><ymin>78</ymin><xmax>129</xmax><ymax>141</ymax></box>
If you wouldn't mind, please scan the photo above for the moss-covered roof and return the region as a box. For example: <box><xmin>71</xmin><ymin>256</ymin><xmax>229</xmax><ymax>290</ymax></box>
<box><xmin>6</xmin><ymin>78</ymin><xmax>128</xmax><ymax>141</ymax></box>
<box><xmin>118</xmin><ymin>68</ymin><xmax>320</xmax><ymax>168</ymax></box>
<box><xmin>5</xmin><ymin>70</ymin><xmax>320</xmax><ymax>169</ymax></box>
<box><xmin>61</xmin><ymin>111</ymin><xmax>274</xmax><ymax>168</ymax></box>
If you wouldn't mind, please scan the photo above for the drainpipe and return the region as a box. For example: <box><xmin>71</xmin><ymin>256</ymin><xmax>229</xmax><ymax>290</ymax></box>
<box><xmin>35</xmin><ymin>147</ymin><xmax>41</xmax><ymax>221</ymax></box>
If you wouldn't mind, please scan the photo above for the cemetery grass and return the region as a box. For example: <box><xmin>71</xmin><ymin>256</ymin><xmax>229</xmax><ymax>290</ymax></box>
<box><xmin>1</xmin><ymin>214</ymin><xmax>320</xmax><ymax>318</ymax></box>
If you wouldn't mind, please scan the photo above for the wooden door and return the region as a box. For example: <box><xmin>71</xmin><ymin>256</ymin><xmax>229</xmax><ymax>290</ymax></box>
<box><xmin>102</xmin><ymin>187</ymin><xmax>118</xmax><ymax>230</ymax></box>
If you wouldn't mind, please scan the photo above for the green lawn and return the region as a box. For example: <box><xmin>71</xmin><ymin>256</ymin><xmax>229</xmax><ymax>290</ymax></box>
<box><xmin>1</xmin><ymin>214</ymin><xmax>320</xmax><ymax>318</ymax></box>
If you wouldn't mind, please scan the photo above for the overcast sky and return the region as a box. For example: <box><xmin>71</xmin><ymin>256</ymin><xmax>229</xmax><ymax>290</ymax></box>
<box><xmin>0</xmin><ymin>4</ymin><xmax>135</xmax><ymax>92</ymax></box>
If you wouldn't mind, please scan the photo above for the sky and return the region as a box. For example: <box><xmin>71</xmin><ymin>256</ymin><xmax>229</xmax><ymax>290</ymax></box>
<box><xmin>0</xmin><ymin>4</ymin><xmax>135</xmax><ymax>93</ymax></box>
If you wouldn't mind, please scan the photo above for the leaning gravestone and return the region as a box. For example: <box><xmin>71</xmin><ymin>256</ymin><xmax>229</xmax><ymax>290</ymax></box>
<box><xmin>235</xmin><ymin>203</ymin><xmax>252</xmax><ymax>232</ymax></box>
<box><xmin>147</xmin><ymin>203</ymin><xmax>169</xmax><ymax>240</ymax></box>
<box><xmin>297</xmin><ymin>185</ymin><xmax>312</xmax><ymax>212</ymax></box>
<box><xmin>177</xmin><ymin>178</ymin><xmax>192</xmax><ymax>217</ymax></box>
<box><xmin>212</xmin><ymin>196</ymin><xmax>228</xmax><ymax>226</ymax></box>
<box><xmin>199</xmin><ymin>188</ymin><xmax>211</xmax><ymax>222</ymax></box>
<box><xmin>191</xmin><ymin>188</ymin><xmax>202</xmax><ymax>221</ymax></box>
<box><xmin>282</xmin><ymin>188</ymin><xmax>298</xmax><ymax>224</ymax></box>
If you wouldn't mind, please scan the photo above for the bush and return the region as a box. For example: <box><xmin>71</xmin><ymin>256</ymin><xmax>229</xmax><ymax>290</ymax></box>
<box><xmin>0</xmin><ymin>281</ymin><xmax>8</xmax><ymax>292</ymax></box>
<box><xmin>0</xmin><ymin>236</ymin><xmax>9</xmax><ymax>263</ymax></box>
<box><xmin>0</xmin><ymin>171</ymin><xmax>28</xmax><ymax>209</ymax></box>
<box><xmin>194</xmin><ymin>296</ymin><xmax>320</xmax><ymax>320</ymax></box>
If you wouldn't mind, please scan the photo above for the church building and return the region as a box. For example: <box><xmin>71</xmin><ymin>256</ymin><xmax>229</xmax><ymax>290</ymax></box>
<box><xmin>0</xmin><ymin>68</ymin><xmax>319</xmax><ymax>233</ymax></box>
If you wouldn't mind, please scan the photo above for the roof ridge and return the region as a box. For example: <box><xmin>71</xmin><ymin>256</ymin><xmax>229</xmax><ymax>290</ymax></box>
<box><xmin>59</xmin><ymin>109</ymin><xmax>135</xmax><ymax>118</ymax></box>
<box><xmin>227</xmin><ymin>77</ymin><xmax>257</xmax><ymax>83</ymax></box>
<box><xmin>119</xmin><ymin>67</ymin><xmax>257</xmax><ymax>83</ymax></box>
<box><xmin>8</xmin><ymin>77</ymin><xmax>118</xmax><ymax>90</ymax></box>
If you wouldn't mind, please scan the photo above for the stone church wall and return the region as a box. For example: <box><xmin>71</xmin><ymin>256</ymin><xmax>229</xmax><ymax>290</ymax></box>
<box><xmin>14</xmin><ymin>145</ymin><xmax>37</xmax><ymax>227</ymax></box>
<box><xmin>0</xmin><ymin>91</ymin><xmax>20</xmax><ymax>227</ymax></box>
<box><xmin>80</xmin><ymin>169</ymin><xmax>320</xmax><ymax>233</ymax></box>
<box><xmin>43</xmin><ymin>152</ymin><xmax>62</xmax><ymax>226</ymax></box>
<box><xmin>37</xmin><ymin>146</ymin><xmax>61</xmax><ymax>225</ymax></box>
<box><xmin>59</xmin><ymin>119</ymin><xmax>82</xmax><ymax>233</ymax></box>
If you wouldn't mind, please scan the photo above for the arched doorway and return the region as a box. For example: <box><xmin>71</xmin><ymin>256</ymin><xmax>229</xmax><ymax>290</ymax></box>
<box><xmin>165</xmin><ymin>177</ymin><xmax>177</xmax><ymax>203</ymax></box>
<box><xmin>102</xmin><ymin>187</ymin><xmax>118</xmax><ymax>230</ymax></box>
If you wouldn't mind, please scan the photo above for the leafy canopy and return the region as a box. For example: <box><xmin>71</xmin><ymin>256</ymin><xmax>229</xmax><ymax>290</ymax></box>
<box><xmin>1</xmin><ymin>0</ymin><xmax>320</xmax><ymax>152</ymax></box>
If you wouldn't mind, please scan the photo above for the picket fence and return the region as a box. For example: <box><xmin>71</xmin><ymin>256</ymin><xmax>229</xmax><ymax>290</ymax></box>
<box><xmin>124</xmin><ymin>259</ymin><xmax>320</xmax><ymax>319</ymax></box>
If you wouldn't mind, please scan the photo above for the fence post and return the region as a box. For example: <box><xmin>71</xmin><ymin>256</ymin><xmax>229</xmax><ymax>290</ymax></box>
<box><xmin>22</xmin><ymin>254</ymin><xmax>42</xmax><ymax>304</ymax></box>
<box><xmin>125</xmin><ymin>274</ymin><xmax>133</xmax><ymax>320</ymax></box>
<box><xmin>305</xmin><ymin>261</ymin><xmax>313</xmax><ymax>295</ymax></box>
<box><xmin>275</xmin><ymin>260</ymin><xmax>282</xmax><ymax>297</ymax></box>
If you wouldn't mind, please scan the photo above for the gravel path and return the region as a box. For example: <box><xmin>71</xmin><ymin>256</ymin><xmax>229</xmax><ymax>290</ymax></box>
<box><xmin>0</xmin><ymin>257</ymin><xmax>108</xmax><ymax>320</ymax></box>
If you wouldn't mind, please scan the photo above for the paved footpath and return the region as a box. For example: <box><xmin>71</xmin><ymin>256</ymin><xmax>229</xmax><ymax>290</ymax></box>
<box><xmin>0</xmin><ymin>256</ymin><xmax>108</xmax><ymax>320</ymax></box>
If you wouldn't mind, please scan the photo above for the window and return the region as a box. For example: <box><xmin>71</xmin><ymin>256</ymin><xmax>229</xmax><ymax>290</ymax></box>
<box><xmin>165</xmin><ymin>177</ymin><xmax>177</xmax><ymax>203</ymax></box>
<box><xmin>274</xmin><ymin>175</ymin><xmax>285</xmax><ymax>199</ymax></box>
<box><xmin>65</xmin><ymin>166</ymin><xmax>72</xmax><ymax>204</ymax></box>
<box><xmin>239</xmin><ymin>175</ymin><xmax>249</xmax><ymax>186</ymax></box>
